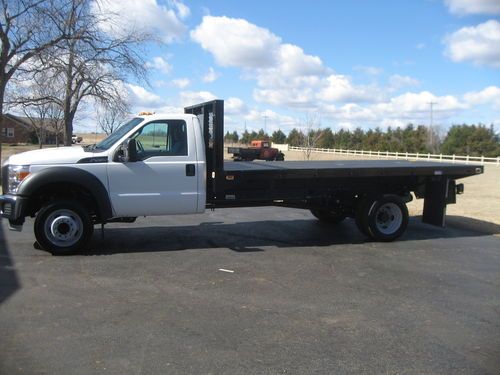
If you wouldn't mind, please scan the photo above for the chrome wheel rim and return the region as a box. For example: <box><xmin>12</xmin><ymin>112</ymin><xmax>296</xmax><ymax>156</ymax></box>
<box><xmin>44</xmin><ymin>209</ymin><xmax>83</xmax><ymax>247</ymax></box>
<box><xmin>375</xmin><ymin>203</ymin><xmax>402</xmax><ymax>235</ymax></box>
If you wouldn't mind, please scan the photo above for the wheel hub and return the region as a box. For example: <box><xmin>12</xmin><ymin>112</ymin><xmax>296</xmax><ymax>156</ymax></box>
<box><xmin>43</xmin><ymin>209</ymin><xmax>84</xmax><ymax>248</ymax></box>
<box><xmin>50</xmin><ymin>215</ymin><xmax>78</xmax><ymax>241</ymax></box>
<box><xmin>375</xmin><ymin>203</ymin><xmax>402</xmax><ymax>235</ymax></box>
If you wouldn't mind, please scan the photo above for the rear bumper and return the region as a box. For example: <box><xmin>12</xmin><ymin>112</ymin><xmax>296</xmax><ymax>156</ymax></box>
<box><xmin>0</xmin><ymin>194</ymin><xmax>27</xmax><ymax>228</ymax></box>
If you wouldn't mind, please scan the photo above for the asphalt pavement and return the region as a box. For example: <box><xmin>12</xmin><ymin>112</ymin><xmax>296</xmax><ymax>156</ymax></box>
<box><xmin>1</xmin><ymin>207</ymin><xmax>499</xmax><ymax>375</ymax></box>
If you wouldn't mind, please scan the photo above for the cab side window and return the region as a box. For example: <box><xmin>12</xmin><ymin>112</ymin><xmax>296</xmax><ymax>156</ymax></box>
<box><xmin>132</xmin><ymin>120</ymin><xmax>187</xmax><ymax>160</ymax></box>
<box><xmin>167</xmin><ymin>121</ymin><xmax>187</xmax><ymax>156</ymax></box>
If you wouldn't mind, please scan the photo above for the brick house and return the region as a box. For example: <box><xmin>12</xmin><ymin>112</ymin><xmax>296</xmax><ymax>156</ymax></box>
<box><xmin>1</xmin><ymin>114</ymin><xmax>63</xmax><ymax>144</ymax></box>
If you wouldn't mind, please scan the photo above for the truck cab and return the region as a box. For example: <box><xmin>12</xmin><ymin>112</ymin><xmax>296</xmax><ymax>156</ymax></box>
<box><xmin>250</xmin><ymin>140</ymin><xmax>270</xmax><ymax>148</ymax></box>
<box><xmin>1</xmin><ymin>112</ymin><xmax>206</xmax><ymax>253</ymax></box>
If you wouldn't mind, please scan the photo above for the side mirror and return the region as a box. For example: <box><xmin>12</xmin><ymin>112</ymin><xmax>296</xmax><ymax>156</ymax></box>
<box><xmin>118</xmin><ymin>138</ymin><xmax>138</xmax><ymax>162</ymax></box>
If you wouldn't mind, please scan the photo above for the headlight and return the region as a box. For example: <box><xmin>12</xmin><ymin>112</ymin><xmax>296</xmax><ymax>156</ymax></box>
<box><xmin>8</xmin><ymin>165</ymin><xmax>30</xmax><ymax>194</ymax></box>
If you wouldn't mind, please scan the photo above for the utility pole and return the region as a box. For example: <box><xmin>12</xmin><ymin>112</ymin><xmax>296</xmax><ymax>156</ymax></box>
<box><xmin>263</xmin><ymin>114</ymin><xmax>268</xmax><ymax>135</ymax></box>
<box><xmin>428</xmin><ymin>101</ymin><xmax>437</xmax><ymax>150</ymax></box>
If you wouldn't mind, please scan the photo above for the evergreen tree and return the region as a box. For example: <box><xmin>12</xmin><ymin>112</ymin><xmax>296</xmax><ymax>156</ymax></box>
<box><xmin>240</xmin><ymin>130</ymin><xmax>251</xmax><ymax>144</ymax></box>
<box><xmin>257</xmin><ymin>129</ymin><xmax>269</xmax><ymax>140</ymax></box>
<box><xmin>442</xmin><ymin>124</ymin><xmax>500</xmax><ymax>157</ymax></box>
<box><xmin>317</xmin><ymin>128</ymin><xmax>334</xmax><ymax>148</ymax></box>
<box><xmin>287</xmin><ymin>128</ymin><xmax>304</xmax><ymax>146</ymax></box>
<box><xmin>232</xmin><ymin>131</ymin><xmax>239</xmax><ymax>143</ymax></box>
<box><xmin>271</xmin><ymin>129</ymin><xmax>287</xmax><ymax>144</ymax></box>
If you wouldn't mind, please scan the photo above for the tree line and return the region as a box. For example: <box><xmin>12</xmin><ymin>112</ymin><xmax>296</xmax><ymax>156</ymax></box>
<box><xmin>225</xmin><ymin>124</ymin><xmax>500</xmax><ymax>157</ymax></box>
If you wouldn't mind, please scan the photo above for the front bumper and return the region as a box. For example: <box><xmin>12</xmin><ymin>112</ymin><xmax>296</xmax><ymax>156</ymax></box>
<box><xmin>0</xmin><ymin>194</ymin><xmax>27</xmax><ymax>229</ymax></box>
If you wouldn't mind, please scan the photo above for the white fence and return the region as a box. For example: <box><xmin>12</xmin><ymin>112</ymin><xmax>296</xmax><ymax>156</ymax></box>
<box><xmin>276</xmin><ymin>144</ymin><xmax>500</xmax><ymax>166</ymax></box>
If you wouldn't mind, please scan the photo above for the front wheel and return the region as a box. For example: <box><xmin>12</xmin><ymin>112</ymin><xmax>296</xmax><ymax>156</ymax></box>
<box><xmin>34</xmin><ymin>200</ymin><xmax>94</xmax><ymax>255</ymax></box>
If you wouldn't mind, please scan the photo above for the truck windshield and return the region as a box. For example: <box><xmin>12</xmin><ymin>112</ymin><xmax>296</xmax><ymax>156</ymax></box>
<box><xmin>92</xmin><ymin>118</ymin><xmax>144</xmax><ymax>151</ymax></box>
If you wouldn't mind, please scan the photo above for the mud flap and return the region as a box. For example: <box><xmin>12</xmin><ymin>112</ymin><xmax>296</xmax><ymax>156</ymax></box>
<box><xmin>422</xmin><ymin>178</ymin><xmax>457</xmax><ymax>227</ymax></box>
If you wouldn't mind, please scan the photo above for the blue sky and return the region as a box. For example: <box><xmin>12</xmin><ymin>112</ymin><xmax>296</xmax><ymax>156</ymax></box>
<box><xmin>82</xmin><ymin>0</ymin><xmax>500</xmax><ymax>134</ymax></box>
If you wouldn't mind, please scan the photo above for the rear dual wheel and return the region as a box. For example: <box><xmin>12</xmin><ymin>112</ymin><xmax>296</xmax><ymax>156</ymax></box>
<box><xmin>355</xmin><ymin>195</ymin><xmax>409</xmax><ymax>242</ymax></box>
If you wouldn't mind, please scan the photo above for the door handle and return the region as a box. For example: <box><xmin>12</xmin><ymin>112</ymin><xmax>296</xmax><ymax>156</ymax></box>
<box><xmin>186</xmin><ymin>164</ymin><xmax>196</xmax><ymax>176</ymax></box>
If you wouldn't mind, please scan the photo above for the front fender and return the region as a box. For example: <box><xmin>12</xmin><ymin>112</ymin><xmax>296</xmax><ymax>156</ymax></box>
<box><xmin>17</xmin><ymin>167</ymin><xmax>113</xmax><ymax>220</ymax></box>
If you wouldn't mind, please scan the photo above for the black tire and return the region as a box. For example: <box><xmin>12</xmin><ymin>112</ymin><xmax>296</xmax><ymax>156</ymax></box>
<box><xmin>310</xmin><ymin>209</ymin><xmax>346</xmax><ymax>224</ymax></box>
<box><xmin>275</xmin><ymin>153</ymin><xmax>285</xmax><ymax>161</ymax></box>
<box><xmin>354</xmin><ymin>197</ymin><xmax>372</xmax><ymax>236</ymax></box>
<box><xmin>34</xmin><ymin>200</ymin><xmax>94</xmax><ymax>255</ymax></box>
<box><xmin>359</xmin><ymin>195</ymin><xmax>409</xmax><ymax>242</ymax></box>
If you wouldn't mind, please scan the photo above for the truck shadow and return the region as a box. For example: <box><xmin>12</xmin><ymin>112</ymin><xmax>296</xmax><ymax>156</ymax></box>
<box><xmin>86</xmin><ymin>215</ymin><xmax>500</xmax><ymax>256</ymax></box>
<box><xmin>0</xmin><ymin>222</ymin><xmax>21</xmax><ymax>304</ymax></box>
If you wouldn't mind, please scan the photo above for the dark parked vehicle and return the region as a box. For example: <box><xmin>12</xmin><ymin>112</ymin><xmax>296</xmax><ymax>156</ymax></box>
<box><xmin>228</xmin><ymin>140</ymin><xmax>285</xmax><ymax>161</ymax></box>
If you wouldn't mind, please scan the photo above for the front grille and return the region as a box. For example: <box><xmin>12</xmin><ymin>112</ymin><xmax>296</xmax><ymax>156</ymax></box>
<box><xmin>1</xmin><ymin>165</ymin><xmax>8</xmax><ymax>194</ymax></box>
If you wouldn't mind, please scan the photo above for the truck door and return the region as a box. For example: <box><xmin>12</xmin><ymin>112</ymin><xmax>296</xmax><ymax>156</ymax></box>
<box><xmin>107</xmin><ymin>119</ymin><xmax>199</xmax><ymax>217</ymax></box>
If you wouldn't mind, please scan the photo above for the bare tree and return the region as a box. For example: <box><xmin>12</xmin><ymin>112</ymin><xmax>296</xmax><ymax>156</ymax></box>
<box><xmin>48</xmin><ymin>101</ymin><xmax>64</xmax><ymax>147</ymax></box>
<box><xmin>97</xmin><ymin>101</ymin><xmax>129</xmax><ymax>135</ymax></box>
<box><xmin>0</xmin><ymin>0</ymin><xmax>72</xmax><ymax>166</ymax></box>
<box><xmin>301</xmin><ymin>113</ymin><xmax>323</xmax><ymax>160</ymax></box>
<box><xmin>42</xmin><ymin>0</ymin><xmax>150</xmax><ymax>146</ymax></box>
<box><xmin>21</xmin><ymin>102</ymin><xmax>49</xmax><ymax>149</ymax></box>
<box><xmin>9</xmin><ymin>66</ymin><xmax>65</xmax><ymax>148</ymax></box>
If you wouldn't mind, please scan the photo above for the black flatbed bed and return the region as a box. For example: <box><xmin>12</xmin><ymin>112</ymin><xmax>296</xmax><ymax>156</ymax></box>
<box><xmin>186</xmin><ymin>99</ymin><xmax>484</xmax><ymax>230</ymax></box>
<box><xmin>224</xmin><ymin>160</ymin><xmax>481</xmax><ymax>179</ymax></box>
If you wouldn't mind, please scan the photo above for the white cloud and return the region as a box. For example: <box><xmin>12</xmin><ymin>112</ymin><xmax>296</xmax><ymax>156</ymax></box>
<box><xmin>191</xmin><ymin>16</ymin><xmax>281</xmax><ymax>68</ymax></box>
<box><xmin>152</xmin><ymin>80</ymin><xmax>167</xmax><ymax>88</ymax></box>
<box><xmin>416</xmin><ymin>43</ymin><xmax>426</xmax><ymax>50</ymax></box>
<box><xmin>444</xmin><ymin>0</ymin><xmax>500</xmax><ymax>15</ymax></box>
<box><xmin>317</xmin><ymin>75</ymin><xmax>380</xmax><ymax>103</ymax></box>
<box><xmin>203</xmin><ymin>67</ymin><xmax>220</xmax><ymax>83</ymax></box>
<box><xmin>146</xmin><ymin>57</ymin><xmax>172</xmax><ymax>75</ymax></box>
<box><xmin>154</xmin><ymin>105</ymin><xmax>184</xmax><ymax>114</ymax></box>
<box><xmin>227</xmin><ymin>87</ymin><xmax>498</xmax><ymax>133</ymax></box>
<box><xmin>190</xmin><ymin>15</ymin><xmax>499</xmax><ymax>131</ymax></box>
<box><xmin>192</xmin><ymin>15</ymin><xmax>379</xmax><ymax>109</ymax></box>
<box><xmin>319</xmin><ymin>90</ymin><xmax>469</xmax><ymax>128</ymax></box>
<box><xmin>463</xmin><ymin>86</ymin><xmax>500</xmax><ymax>109</ymax></box>
<box><xmin>253</xmin><ymin>86</ymin><xmax>317</xmax><ymax>108</ymax></box>
<box><xmin>172</xmin><ymin>78</ymin><xmax>190</xmax><ymax>88</ymax></box>
<box><xmin>323</xmin><ymin>103</ymin><xmax>378</xmax><ymax>122</ymax></box>
<box><xmin>276</xmin><ymin>44</ymin><xmax>326</xmax><ymax>77</ymax></box>
<box><xmin>180</xmin><ymin>91</ymin><xmax>217</xmax><ymax>107</ymax></box>
<box><xmin>388</xmin><ymin>74</ymin><xmax>420</xmax><ymax>91</ymax></box>
<box><xmin>375</xmin><ymin>91</ymin><xmax>465</xmax><ymax>119</ymax></box>
<box><xmin>170</xmin><ymin>0</ymin><xmax>190</xmax><ymax>19</ymax></box>
<box><xmin>336</xmin><ymin>122</ymin><xmax>357</xmax><ymax>131</ymax></box>
<box><xmin>244</xmin><ymin>109</ymin><xmax>297</xmax><ymax>132</ymax></box>
<box><xmin>353</xmin><ymin>65</ymin><xmax>383</xmax><ymax>75</ymax></box>
<box><xmin>379</xmin><ymin>119</ymin><xmax>407</xmax><ymax>129</ymax></box>
<box><xmin>127</xmin><ymin>84</ymin><xmax>163</xmax><ymax>107</ymax></box>
<box><xmin>444</xmin><ymin>20</ymin><xmax>500</xmax><ymax>68</ymax></box>
<box><xmin>225</xmin><ymin>97</ymin><xmax>247</xmax><ymax>115</ymax></box>
<box><xmin>92</xmin><ymin>0</ymin><xmax>188</xmax><ymax>43</ymax></box>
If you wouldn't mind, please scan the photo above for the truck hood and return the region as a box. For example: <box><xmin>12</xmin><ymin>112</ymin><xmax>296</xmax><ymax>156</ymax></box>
<box><xmin>6</xmin><ymin>146</ymin><xmax>101</xmax><ymax>166</ymax></box>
